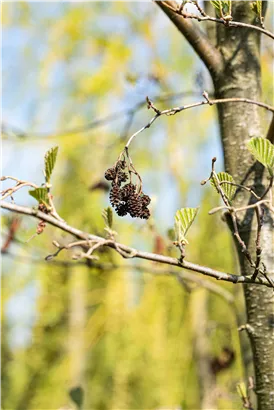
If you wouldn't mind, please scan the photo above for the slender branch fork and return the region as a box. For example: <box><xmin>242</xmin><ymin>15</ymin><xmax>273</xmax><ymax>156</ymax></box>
<box><xmin>125</xmin><ymin>92</ymin><xmax>274</xmax><ymax>148</ymax></box>
<box><xmin>2</xmin><ymin>94</ymin><xmax>273</xmax><ymax>289</ymax></box>
<box><xmin>201</xmin><ymin>158</ymin><xmax>274</xmax><ymax>288</ymax></box>
<box><xmin>0</xmin><ymin>200</ymin><xmax>273</xmax><ymax>288</ymax></box>
<box><xmin>158</xmin><ymin>1</ymin><xmax>274</xmax><ymax>41</ymax></box>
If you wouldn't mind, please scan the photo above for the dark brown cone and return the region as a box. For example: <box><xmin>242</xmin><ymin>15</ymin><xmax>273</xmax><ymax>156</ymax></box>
<box><xmin>120</xmin><ymin>183</ymin><xmax>136</xmax><ymax>200</ymax></box>
<box><xmin>140</xmin><ymin>207</ymin><xmax>150</xmax><ymax>220</ymax></box>
<box><xmin>116</xmin><ymin>203</ymin><xmax>128</xmax><ymax>216</ymax></box>
<box><xmin>117</xmin><ymin>170</ymin><xmax>128</xmax><ymax>184</ymax></box>
<box><xmin>140</xmin><ymin>194</ymin><xmax>151</xmax><ymax>206</ymax></box>
<box><xmin>105</xmin><ymin>168</ymin><xmax>116</xmax><ymax>181</ymax></box>
<box><xmin>117</xmin><ymin>159</ymin><xmax>126</xmax><ymax>170</ymax></box>
<box><xmin>110</xmin><ymin>183</ymin><xmax>121</xmax><ymax>206</ymax></box>
<box><xmin>127</xmin><ymin>194</ymin><xmax>143</xmax><ymax>218</ymax></box>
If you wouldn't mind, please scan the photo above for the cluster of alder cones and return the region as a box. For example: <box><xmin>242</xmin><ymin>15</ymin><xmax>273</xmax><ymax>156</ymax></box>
<box><xmin>105</xmin><ymin>159</ymin><xmax>151</xmax><ymax>219</ymax></box>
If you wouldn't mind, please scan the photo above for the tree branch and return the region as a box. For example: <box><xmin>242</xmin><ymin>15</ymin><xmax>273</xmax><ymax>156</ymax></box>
<box><xmin>155</xmin><ymin>1</ymin><xmax>223</xmax><ymax>79</ymax></box>
<box><xmin>158</xmin><ymin>0</ymin><xmax>274</xmax><ymax>40</ymax></box>
<box><xmin>1</xmin><ymin>200</ymin><xmax>272</xmax><ymax>288</ymax></box>
<box><xmin>2</xmin><ymin>90</ymin><xmax>204</xmax><ymax>140</ymax></box>
<box><xmin>125</xmin><ymin>93</ymin><xmax>274</xmax><ymax>148</ymax></box>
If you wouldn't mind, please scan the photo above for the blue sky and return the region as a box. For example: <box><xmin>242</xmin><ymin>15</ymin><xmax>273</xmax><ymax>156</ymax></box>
<box><xmin>2</xmin><ymin>2</ymin><xmax>224</xmax><ymax>348</ymax></box>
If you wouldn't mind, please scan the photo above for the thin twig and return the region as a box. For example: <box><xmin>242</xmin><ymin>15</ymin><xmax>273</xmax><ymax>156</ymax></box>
<box><xmin>260</xmin><ymin>175</ymin><xmax>273</xmax><ymax>200</ymax></box>
<box><xmin>252</xmin><ymin>205</ymin><xmax>264</xmax><ymax>281</ymax></box>
<box><xmin>160</xmin><ymin>1</ymin><xmax>274</xmax><ymax>40</ymax></box>
<box><xmin>208</xmin><ymin>200</ymin><xmax>271</xmax><ymax>215</ymax></box>
<box><xmin>218</xmin><ymin>181</ymin><xmax>261</xmax><ymax>200</ymax></box>
<box><xmin>2</xmin><ymin>90</ymin><xmax>204</xmax><ymax>140</ymax></box>
<box><xmin>1</xmin><ymin>178</ymin><xmax>38</xmax><ymax>200</ymax></box>
<box><xmin>1</xmin><ymin>200</ymin><xmax>273</xmax><ymax>288</ymax></box>
<box><xmin>204</xmin><ymin>159</ymin><xmax>255</xmax><ymax>268</ymax></box>
<box><xmin>2</xmin><ymin>250</ymin><xmax>235</xmax><ymax>304</ymax></box>
<box><xmin>125</xmin><ymin>93</ymin><xmax>274</xmax><ymax>148</ymax></box>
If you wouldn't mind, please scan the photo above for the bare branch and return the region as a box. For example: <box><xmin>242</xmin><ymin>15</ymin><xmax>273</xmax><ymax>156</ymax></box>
<box><xmin>125</xmin><ymin>93</ymin><xmax>274</xmax><ymax>148</ymax></box>
<box><xmin>2</xmin><ymin>251</ymin><xmax>234</xmax><ymax>304</ymax></box>
<box><xmin>252</xmin><ymin>205</ymin><xmax>264</xmax><ymax>281</ymax></box>
<box><xmin>1</xmin><ymin>200</ymin><xmax>272</xmax><ymax>288</ymax></box>
<box><xmin>1</xmin><ymin>176</ymin><xmax>38</xmax><ymax>200</ymax></box>
<box><xmin>2</xmin><ymin>90</ymin><xmax>204</xmax><ymax>140</ymax></box>
<box><xmin>158</xmin><ymin>0</ymin><xmax>274</xmax><ymax>40</ymax></box>
<box><xmin>156</xmin><ymin>1</ymin><xmax>223</xmax><ymax>78</ymax></box>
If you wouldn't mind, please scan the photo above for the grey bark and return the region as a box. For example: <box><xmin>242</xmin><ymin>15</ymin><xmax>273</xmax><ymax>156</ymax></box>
<box><xmin>213</xmin><ymin>4</ymin><xmax>273</xmax><ymax>409</ymax></box>
<box><xmin>157</xmin><ymin>1</ymin><xmax>274</xmax><ymax>409</ymax></box>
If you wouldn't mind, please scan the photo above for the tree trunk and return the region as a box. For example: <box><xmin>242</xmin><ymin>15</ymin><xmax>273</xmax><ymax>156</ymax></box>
<box><xmin>157</xmin><ymin>1</ymin><xmax>273</xmax><ymax>409</ymax></box>
<box><xmin>213</xmin><ymin>3</ymin><xmax>274</xmax><ymax>409</ymax></box>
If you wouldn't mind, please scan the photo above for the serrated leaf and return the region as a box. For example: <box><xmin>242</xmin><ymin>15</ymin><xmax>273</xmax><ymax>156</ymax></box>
<box><xmin>174</xmin><ymin>208</ymin><xmax>198</xmax><ymax>244</ymax></box>
<box><xmin>44</xmin><ymin>146</ymin><xmax>58</xmax><ymax>183</ymax></box>
<box><xmin>247</xmin><ymin>137</ymin><xmax>274</xmax><ymax>176</ymax></box>
<box><xmin>210</xmin><ymin>172</ymin><xmax>236</xmax><ymax>201</ymax></box>
<box><xmin>29</xmin><ymin>187</ymin><xmax>50</xmax><ymax>207</ymax></box>
<box><xmin>69</xmin><ymin>386</ymin><xmax>84</xmax><ymax>410</ymax></box>
<box><xmin>102</xmin><ymin>206</ymin><xmax>113</xmax><ymax>228</ymax></box>
<box><xmin>210</xmin><ymin>0</ymin><xmax>221</xmax><ymax>10</ymax></box>
<box><xmin>210</xmin><ymin>0</ymin><xmax>231</xmax><ymax>16</ymax></box>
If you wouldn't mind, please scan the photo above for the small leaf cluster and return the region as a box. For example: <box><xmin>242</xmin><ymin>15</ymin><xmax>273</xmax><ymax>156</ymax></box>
<box><xmin>210</xmin><ymin>0</ymin><xmax>232</xmax><ymax>18</ymax></box>
<box><xmin>174</xmin><ymin>207</ymin><xmax>199</xmax><ymax>245</ymax></box>
<box><xmin>247</xmin><ymin>137</ymin><xmax>274</xmax><ymax>177</ymax></box>
<box><xmin>172</xmin><ymin>137</ymin><xmax>273</xmax><ymax>248</ymax></box>
<box><xmin>28</xmin><ymin>146</ymin><xmax>59</xmax><ymax>209</ymax></box>
<box><xmin>210</xmin><ymin>172</ymin><xmax>236</xmax><ymax>203</ymax></box>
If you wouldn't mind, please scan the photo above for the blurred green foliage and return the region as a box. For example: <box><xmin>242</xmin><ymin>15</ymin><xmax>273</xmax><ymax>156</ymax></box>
<box><xmin>2</xmin><ymin>2</ymin><xmax>272</xmax><ymax>409</ymax></box>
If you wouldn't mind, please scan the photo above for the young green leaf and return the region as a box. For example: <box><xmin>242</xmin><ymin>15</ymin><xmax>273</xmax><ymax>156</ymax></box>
<box><xmin>29</xmin><ymin>187</ymin><xmax>50</xmax><ymax>207</ymax></box>
<box><xmin>174</xmin><ymin>207</ymin><xmax>199</xmax><ymax>245</ymax></box>
<box><xmin>210</xmin><ymin>0</ymin><xmax>229</xmax><ymax>11</ymax></box>
<box><xmin>210</xmin><ymin>172</ymin><xmax>236</xmax><ymax>201</ymax></box>
<box><xmin>69</xmin><ymin>386</ymin><xmax>84</xmax><ymax>410</ymax></box>
<box><xmin>251</xmin><ymin>1</ymin><xmax>262</xmax><ymax>17</ymax></box>
<box><xmin>44</xmin><ymin>146</ymin><xmax>59</xmax><ymax>183</ymax></box>
<box><xmin>247</xmin><ymin>137</ymin><xmax>274</xmax><ymax>176</ymax></box>
<box><xmin>102</xmin><ymin>206</ymin><xmax>113</xmax><ymax>228</ymax></box>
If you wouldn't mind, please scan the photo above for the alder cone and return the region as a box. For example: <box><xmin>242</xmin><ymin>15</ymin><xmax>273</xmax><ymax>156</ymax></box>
<box><xmin>109</xmin><ymin>183</ymin><xmax>121</xmax><ymax>206</ymax></box>
<box><xmin>140</xmin><ymin>207</ymin><xmax>150</xmax><ymax>220</ymax></box>
<box><xmin>140</xmin><ymin>194</ymin><xmax>151</xmax><ymax>206</ymax></box>
<box><xmin>117</xmin><ymin>170</ymin><xmax>128</xmax><ymax>185</ymax></box>
<box><xmin>104</xmin><ymin>168</ymin><xmax>116</xmax><ymax>181</ymax></box>
<box><xmin>116</xmin><ymin>203</ymin><xmax>128</xmax><ymax>216</ymax></box>
<box><xmin>127</xmin><ymin>194</ymin><xmax>143</xmax><ymax>218</ymax></box>
<box><xmin>120</xmin><ymin>183</ymin><xmax>136</xmax><ymax>200</ymax></box>
<box><xmin>104</xmin><ymin>163</ymin><xmax>151</xmax><ymax>220</ymax></box>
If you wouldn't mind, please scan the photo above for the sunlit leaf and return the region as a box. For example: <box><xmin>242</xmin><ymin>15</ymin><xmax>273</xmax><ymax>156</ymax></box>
<box><xmin>44</xmin><ymin>146</ymin><xmax>59</xmax><ymax>183</ymax></box>
<box><xmin>29</xmin><ymin>187</ymin><xmax>50</xmax><ymax>207</ymax></box>
<box><xmin>174</xmin><ymin>208</ymin><xmax>199</xmax><ymax>244</ymax></box>
<box><xmin>210</xmin><ymin>172</ymin><xmax>236</xmax><ymax>201</ymax></box>
<box><xmin>247</xmin><ymin>137</ymin><xmax>274</xmax><ymax>176</ymax></box>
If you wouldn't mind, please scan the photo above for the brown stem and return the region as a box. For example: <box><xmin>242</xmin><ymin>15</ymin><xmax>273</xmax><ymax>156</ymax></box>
<box><xmin>156</xmin><ymin>1</ymin><xmax>223</xmax><ymax>79</ymax></box>
<box><xmin>1</xmin><ymin>200</ymin><xmax>273</xmax><ymax>288</ymax></box>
